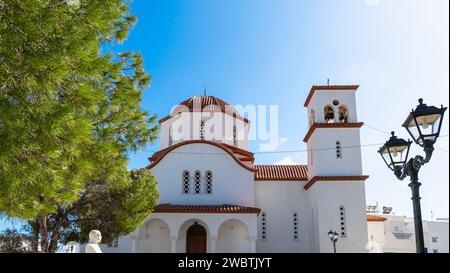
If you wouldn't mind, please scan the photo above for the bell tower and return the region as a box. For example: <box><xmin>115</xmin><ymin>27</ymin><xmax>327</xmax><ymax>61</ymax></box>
<box><xmin>303</xmin><ymin>84</ymin><xmax>369</xmax><ymax>253</ymax></box>
<box><xmin>304</xmin><ymin>85</ymin><xmax>364</xmax><ymax>178</ymax></box>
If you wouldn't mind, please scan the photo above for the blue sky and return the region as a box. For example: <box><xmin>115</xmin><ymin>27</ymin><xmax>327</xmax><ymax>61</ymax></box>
<box><xmin>1</xmin><ymin>0</ymin><xmax>448</xmax><ymax>229</ymax></box>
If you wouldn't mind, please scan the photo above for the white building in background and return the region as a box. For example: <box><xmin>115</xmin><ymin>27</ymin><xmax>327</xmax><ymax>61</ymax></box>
<box><xmin>366</xmin><ymin>210</ymin><xmax>449</xmax><ymax>253</ymax></box>
<box><xmin>102</xmin><ymin>84</ymin><xmax>370</xmax><ymax>253</ymax></box>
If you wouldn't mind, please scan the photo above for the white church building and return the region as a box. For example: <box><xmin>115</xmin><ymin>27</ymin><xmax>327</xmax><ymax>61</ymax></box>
<box><xmin>103</xmin><ymin>84</ymin><xmax>370</xmax><ymax>253</ymax></box>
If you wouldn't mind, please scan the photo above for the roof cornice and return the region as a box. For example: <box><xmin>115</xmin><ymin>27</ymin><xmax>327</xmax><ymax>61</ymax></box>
<box><xmin>304</xmin><ymin>85</ymin><xmax>359</xmax><ymax>107</ymax></box>
<box><xmin>153</xmin><ymin>204</ymin><xmax>261</xmax><ymax>214</ymax></box>
<box><xmin>147</xmin><ymin>140</ymin><xmax>255</xmax><ymax>172</ymax></box>
<box><xmin>303</xmin><ymin>122</ymin><xmax>364</xmax><ymax>143</ymax></box>
<box><xmin>367</xmin><ymin>215</ymin><xmax>388</xmax><ymax>222</ymax></box>
<box><xmin>304</xmin><ymin>175</ymin><xmax>369</xmax><ymax>190</ymax></box>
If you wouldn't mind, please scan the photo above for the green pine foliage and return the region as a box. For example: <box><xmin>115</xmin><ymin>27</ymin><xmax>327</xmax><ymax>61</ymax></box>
<box><xmin>0</xmin><ymin>0</ymin><xmax>159</xmax><ymax>251</ymax></box>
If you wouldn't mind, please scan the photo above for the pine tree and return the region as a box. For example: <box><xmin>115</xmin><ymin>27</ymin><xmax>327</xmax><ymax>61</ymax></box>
<box><xmin>0</xmin><ymin>0</ymin><xmax>159</xmax><ymax>252</ymax></box>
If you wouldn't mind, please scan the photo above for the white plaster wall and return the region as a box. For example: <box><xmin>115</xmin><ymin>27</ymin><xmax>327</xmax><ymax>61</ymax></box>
<box><xmin>217</xmin><ymin>219</ymin><xmax>251</xmax><ymax>253</ymax></box>
<box><xmin>307</xmin><ymin>181</ymin><xmax>368</xmax><ymax>253</ymax></box>
<box><xmin>138</xmin><ymin>219</ymin><xmax>171</xmax><ymax>253</ymax></box>
<box><xmin>307</xmin><ymin>191</ymin><xmax>321</xmax><ymax>253</ymax></box>
<box><xmin>368</xmin><ymin>215</ymin><xmax>449</xmax><ymax>253</ymax></box>
<box><xmin>367</xmin><ymin>221</ymin><xmax>386</xmax><ymax>253</ymax></box>
<box><xmin>254</xmin><ymin>182</ymin><xmax>311</xmax><ymax>253</ymax></box>
<box><xmin>151</xmin><ymin>143</ymin><xmax>255</xmax><ymax>206</ymax></box>
<box><xmin>426</xmin><ymin>220</ymin><xmax>449</xmax><ymax>253</ymax></box>
<box><xmin>307</xmin><ymin>90</ymin><xmax>358</xmax><ymax>124</ymax></box>
<box><xmin>97</xmin><ymin>236</ymin><xmax>132</xmax><ymax>253</ymax></box>
<box><xmin>382</xmin><ymin>215</ymin><xmax>417</xmax><ymax>253</ymax></box>
<box><xmin>160</xmin><ymin>112</ymin><xmax>249</xmax><ymax>150</ymax></box>
<box><xmin>307</xmin><ymin>128</ymin><xmax>363</xmax><ymax>178</ymax></box>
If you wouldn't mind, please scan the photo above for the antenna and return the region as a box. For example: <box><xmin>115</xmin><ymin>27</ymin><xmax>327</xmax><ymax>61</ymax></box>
<box><xmin>327</xmin><ymin>78</ymin><xmax>330</xmax><ymax>85</ymax></box>
<box><xmin>203</xmin><ymin>86</ymin><xmax>207</xmax><ymax>96</ymax></box>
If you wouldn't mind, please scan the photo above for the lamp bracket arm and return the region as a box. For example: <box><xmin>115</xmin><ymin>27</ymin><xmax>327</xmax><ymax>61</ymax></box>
<box><xmin>421</xmin><ymin>142</ymin><xmax>434</xmax><ymax>164</ymax></box>
<box><xmin>394</xmin><ymin>168</ymin><xmax>407</xmax><ymax>181</ymax></box>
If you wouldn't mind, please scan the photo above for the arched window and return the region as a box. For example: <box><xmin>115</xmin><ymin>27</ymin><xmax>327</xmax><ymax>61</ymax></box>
<box><xmin>338</xmin><ymin>105</ymin><xmax>349</xmax><ymax>123</ymax></box>
<box><xmin>194</xmin><ymin>171</ymin><xmax>202</xmax><ymax>194</ymax></box>
<box><xmin>182</xmin><ymin>171</ymin><xmax>190</xmax><ymax>194</ymax></box>
<box><xmin>200</xmin><ymin>120</ymin><xmax>205</xmax><ymax>140</ymax></box>
<box><xmin>336</xmin><ymin>141</ymin><xmax>342</xmax><ymax>158</ymax></box>
<box><xmin>324</xmin><ymin>105</ymin><xmax>335</xmax><ymax>123</ymax></box>
<box><xmin>205</xmin><ymin>171</ymin><xmax>213</xmax><ymax>194</ymax></box>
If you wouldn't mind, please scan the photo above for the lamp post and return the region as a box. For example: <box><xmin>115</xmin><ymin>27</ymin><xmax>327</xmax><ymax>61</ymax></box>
<box><xmin>328</xmin><ymin>230</ymin><xmax>339</xmax><ymax>253</ymax></box>
<box><xmin>378</xmin><ymin>99</ymin><xmax>447</xmax><ymax>253</ymax></box>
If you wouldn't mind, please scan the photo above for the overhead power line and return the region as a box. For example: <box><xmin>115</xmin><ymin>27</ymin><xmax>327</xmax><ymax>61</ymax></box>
<box><xmin>145</xmin><ymin>142</ymin><xmax>385</xmax><ymax>155</ymax></box>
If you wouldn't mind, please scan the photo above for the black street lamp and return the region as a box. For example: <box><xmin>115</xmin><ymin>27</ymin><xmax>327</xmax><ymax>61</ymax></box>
<box><xmin>378</xmin><ymin>99</ymin><xmax>447</xmax><ymax>253</ymax></box>
<box><xmin>328</xmin><ymin>230</ymin><xmax>339</xmax><ymax>253</ymax></box>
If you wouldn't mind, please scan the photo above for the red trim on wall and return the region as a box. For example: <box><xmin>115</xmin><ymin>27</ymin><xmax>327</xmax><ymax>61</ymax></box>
<box><xmin>367</xmin><ymin>215</ymin><xmax>387</xmax><ymax>222</ymax></box>
<box><xmin>147</xmin><ymin>140</ymin><xmax>256</xmax><ymax>172</ymax></box>
<box><xmin>303</xmin><ymin>122</ymin><xmax>364</xmax><ymax>143</ymax></box>
<box><xmin>304</xmin><ymin>175</ymin><xmax>369</xmax><ymax>190</ymax></box>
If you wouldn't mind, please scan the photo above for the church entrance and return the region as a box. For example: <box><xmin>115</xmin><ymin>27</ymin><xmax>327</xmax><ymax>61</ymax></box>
<box><xmin>186</xmin><ymin>223</ymin><xmax>207</xmax><ymax>253</ymax></box>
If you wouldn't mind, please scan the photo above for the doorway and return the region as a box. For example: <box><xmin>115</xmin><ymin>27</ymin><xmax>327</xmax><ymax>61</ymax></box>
<box><xmin>186</xmin><ymin>223</ymin><xmax>207</xmax><ymax>253</ymax></box>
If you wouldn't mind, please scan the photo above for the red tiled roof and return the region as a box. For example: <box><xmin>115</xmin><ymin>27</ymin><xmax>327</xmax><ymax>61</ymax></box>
<box><xmin>304</xmin><ymin>85</ymin><xmax>359</xmax><ymax>107</ymax></box>
<box><xmin>147</xmin><ymin>140</ymin><xmax>255</xmax><ymax>172</ymax></box>
<box><xmin>159</xmin><ymin>96</ymin><xmax>249</xmax><ymax>124</ymax></box>
<box><xmin>153</xmin><ymin>204</ymin><xmax>261</xmax><ymax>214</ymax></box>
<box><xmin>303</xmin><ymin>122</ymin><xmax>364</xmax><ymax>142</ymax></box>
<box><xmin>304</xmin><ymin>175</ymin><xmax>369</xmax><ymax>190</ymax></box>
<box><xmin>254</xmin><ymin>165</ymin><xmax>308</xmax><ymax>181</ymax></box>
<box><xmin>367</xmin><ymin>215</ymin><xmax>387</xmax><ymax>222</ymax></box>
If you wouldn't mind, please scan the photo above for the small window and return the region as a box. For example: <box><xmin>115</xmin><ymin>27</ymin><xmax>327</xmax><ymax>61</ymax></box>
<box><xmin>182</xmin><ymin>171</ymin><xmax>190</xmax><ymax>194</ymax></box>
<box><xmin>293</xmin><ymin>212</ymin><xmax>299</xmax><ymax>241</ymax></box>
<box><xmin>194</xmin><ymin>171</ymin><xmax>201</xmax><ymax>194</ymax></box>
<box><xmin>336</xmin><ymin>141</ymin><xmax>342</xmax><ymax>158</ymax></box>
<box><xmin>205</xmin><ymin>171</ymin><xmax>213</xmax><ymax>194</ymax></box>
<box><xmin>261</xmin><ymin>212</ymin><xmax>267</xmax><ymax>241</ymax></box>
<box><xmin>324</xmin><ymin>105</ymin><xmax>335</xmax><ymax>123</ymax></box>
<box><xmin>168</xmin><ymin>126</ymin><xmax>173</xmax><ymax>146</ymax></box>
<box><xmin>432</xmin><ymin>237</ymin><xmax>438</xmax><ymax>243</ymax></box>
<box><xmin>233</xmin><ymin>126</ymin><xmax>237</xmax><ymax>146</ymax></box>
<box><xmin>339</xmin><ymin>206</ymin><xmax>347</xmax><ymax>237</ymax></box>
<box><xmin>200</xmin><ymin>120</ymin><xmax>205</xmax><ymax>140</ymax></box>
<box><xmin>433</xmin><ymin>249</ymin><xmax>439</xmax><ymax>253</ymax></box>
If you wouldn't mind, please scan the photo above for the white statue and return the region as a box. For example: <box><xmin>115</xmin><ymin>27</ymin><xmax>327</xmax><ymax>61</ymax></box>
<box><xmin>85</xmin><ymin>230</ymin><xmax>103</xmax><ymax>253</ymax></box>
